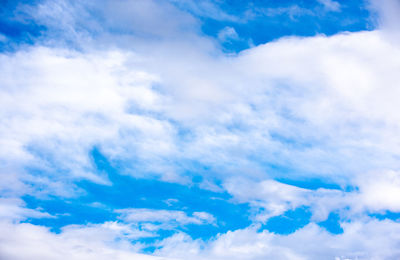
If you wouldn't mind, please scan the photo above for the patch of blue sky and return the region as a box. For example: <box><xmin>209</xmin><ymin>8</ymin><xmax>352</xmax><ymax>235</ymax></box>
<box><xmin>0</xmin><ymin>0</ymin><xmax>374</xmax><ymax>53</ymax></box>
<box><xmin>265</xmin><ymin>162</ymin><xmax>353</xmax><ymax>191</ymax></box>
<box><xmin>261</xmin><ymin>206</ymin><xmax>312</xmax><ymax>234</ymax></box>
<box><xmin>276</xmin><ymin>176</ymin><xmax>343</xmax><ymax>190</ymax></box>
<box><xmin>261</xmin><ymin>207</ymin><xmax>344</xmax><ymax>235</ymax></box>
<box><xmin>369</xmin><ymin>211</ymin><xmax>400</xmax><ymax>222</ymax></box>
<box><xmin>317</xmin><ymin>211</ymin><xmax>344</xmax><ymax>234</ymax></box>
<box><xmin>21</xmin><ymin>121</ymin><xmax>351</xmax><ymax>239</ymax></box>
<box><xmin>0</xmin><ymin>0</ymin><xmax>45</xmax><ymax>51</ymax></box>
<box><xmin>197</xmin><ymin>0</ymin><xmax>374</xmax><ymax>52</ymax></box>
<box><xmin>22</xmin><ymin>148</ymin><xmax>252</xmax><ymax>240</ymax></box>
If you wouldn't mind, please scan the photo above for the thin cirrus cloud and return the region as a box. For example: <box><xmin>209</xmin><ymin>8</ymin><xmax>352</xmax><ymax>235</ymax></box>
<box><xmin>1</xmin><ymin>0</ymin><xmax>400</xmax><ymax>259</ymax></box>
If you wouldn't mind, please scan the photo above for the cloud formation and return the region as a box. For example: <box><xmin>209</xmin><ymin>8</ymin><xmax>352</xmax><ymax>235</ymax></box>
<box><xmin>1</xmin><ymin>0</ymin><xmax>400</xmax><ymax>259</ymax></box>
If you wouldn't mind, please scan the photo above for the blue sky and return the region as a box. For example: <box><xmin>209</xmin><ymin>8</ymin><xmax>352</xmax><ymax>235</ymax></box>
<box><xmin>1</xmin><ymin>0</ymin><xmax>400</xmax><ymax>259</ymax></box>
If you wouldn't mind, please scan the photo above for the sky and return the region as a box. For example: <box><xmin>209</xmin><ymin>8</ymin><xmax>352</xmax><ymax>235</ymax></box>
<box><xmin>1</xmin><ymin>0</ymin><xmax>400</xmax><ymax>259</ymax></box>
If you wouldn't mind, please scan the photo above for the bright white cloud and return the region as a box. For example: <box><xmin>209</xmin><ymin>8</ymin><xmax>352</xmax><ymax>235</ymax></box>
<box><xmin>2</xmin><ymin>0</ymin><xmax>400</xmax><ymax>259</ymax></box>
<box><xmin>2</xmin><ymin>18</ymin><xmax>400</xmax><ymax>217</ymax></box>
<box><xmin>356</xmin><ymin>170</ymin><xmax>400</xmax><ymax>212</ymax></box>
<box><xmin>0</xmin><ymin>221</ymin><xmax>171</xmax><ymax>260</ymax></box>
<box><xmin>2</xmin><ymin>216</ymin><xmax>400</xmax><ymax>259</ymax></box>
<box><xmin>2</xmin><ymin>3</ymin><xmax>400</xmax><ymax>214</ymax></box>
<box><xmin>0</xmin><ymin>47</ymin><xmax>178</xmax><ymax>196</ymax></box>
<box><xmin>0</xmin><ymin>198</ymin><xmax>53</xmax><ymax>221</ymax></box>
<box><xmin>153</xmin><ymin>218</ymin><xmax>400</xmax><ymax>259</ymax></box>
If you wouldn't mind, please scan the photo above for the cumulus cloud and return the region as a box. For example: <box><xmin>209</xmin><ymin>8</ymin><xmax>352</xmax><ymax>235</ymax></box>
<box><xmin>2</xmin><ymin>0</ymin><xmax>400</xmax><ymax>259</ymax></box>
<box><xmin>149</xmin><ymin>218</ymin><xmax>400</xmax><ymax>259</ymax></box>
<box><xmin>356</xmin><ymin>170</ymin><xmax>400</xmax><ymax>212</ymax></box>
<box><xmin>0</xmin><ymin>221</ymin><xmax>171</xmax><ymax>260</ymax></box>
<box><xmin>2</xmin><ymin>7</ymin><xmax>400</xmax><ymax>215</ymax></box>
<box><xmin>2</xmin><ymin>217</ymin><xmax>400</xmax><ymax>259</ymax></box>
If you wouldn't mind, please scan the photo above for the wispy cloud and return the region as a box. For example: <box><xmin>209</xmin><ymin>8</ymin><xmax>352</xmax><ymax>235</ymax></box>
<box><xmin>117</xmin><ymin>208</ymin><xmax>216</xmax><ymax>228</ymax></box>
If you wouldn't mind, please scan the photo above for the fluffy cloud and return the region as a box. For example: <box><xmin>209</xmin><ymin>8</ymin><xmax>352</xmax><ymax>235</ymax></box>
<box><xmin>2</xmin><ymin>216</ymin><xmax>400</xmax><ymax>259</ymax></box>
<box><xmin>5</xmin><ymin>1</ymin><xmax>399</xmax><ymax>189</ymax></box>
<box><xmin>0</xmin><ymin>221</ymin><xmax>171</xmax><ymax>260</ymax></box>
<box><xmin>2</xmin><ymin>9</ymin><xmax>400</xmax><ymax>215</ymax></box>
<box><xmin>2</xmin><ymin>0</ymin><xmax>400</xmax><ymax>259</ymax></box>
<box><xmin>153</xmin><ymin>218</ymin><xmax>400</xmax><ymax>259</ymax></box>
<box><xmin>0</xmin><ymin>198</ymin><xmax>53</xmax><ymax>221</ymax></box>
<box><xmin>356</xmin><ymin>170</ymin><xmax>400</xmax><ymax>212</ymax></box>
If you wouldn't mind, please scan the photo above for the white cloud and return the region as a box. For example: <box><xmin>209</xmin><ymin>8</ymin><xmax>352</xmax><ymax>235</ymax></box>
<box><xmin>224</xmin><ymin>173</ymin><xmax>400</xmax><ymax>223</ymax></box>
<box><xmin>0</xmin><ymin>47</ymin><xmax>178</xmax><ymax>196</ymax></box>
<box><xmin>2</xmin><ymin>11</ymin><xmax>400</xmax><ymax>214</ymax></box>
<box><xmin>154</xmin><ymin>232</ymin><xmax>203</xmax><ymax>258</ymax></box>
<box><xmin>0</xmin><ymin>221</ymin><xmax>171</xmax><ymax>260</ymax></box>
<box><xmin>0</xmin><ymin>198</ymin><xmax>53</xmax><ymax>221</ymax></box>
<box><xmin>3</xmin><ymin>1</ymin><xmax>400</xmax><ymax>217</ymax></box>
<box><xmin>3</xmin><ymin>216</ymin><xmax>400</xmax><ymax>260</ymax></box>
<box><xmin>356</xmin><ymin>170</ymin><xmax>400</xmax><ymax>212</ymax></box>
<box><xmin>116</xmin><ymin>208</ymin><xmax>216</xmax><ymax>228</ymax></box>
<box><xmin>224</xmin><ymin>178</ymin><xmax>309</xmax><ymax>221</ymax></box>
<box><xmin>154</xmin><ymin>219</ymin><xmax>400</xmax><ymax>259</ymax></box>
<box><xmin>2</xmin><ymin>0</ymin><xmax>400</xmax><ymax>258</ymax></box>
